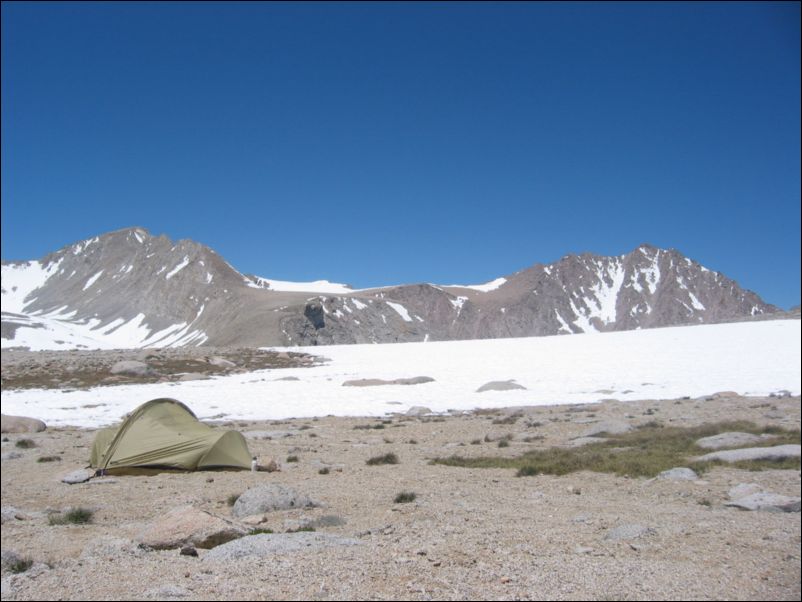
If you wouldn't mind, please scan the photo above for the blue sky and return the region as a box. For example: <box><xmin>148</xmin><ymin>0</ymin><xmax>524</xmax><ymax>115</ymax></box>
<box><xmin>2</xmin><ymin>2</ymin><xmax>800</xmax><ymax>308</ymax></box>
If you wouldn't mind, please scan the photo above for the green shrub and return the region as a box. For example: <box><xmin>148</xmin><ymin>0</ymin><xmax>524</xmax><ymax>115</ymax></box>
<box><xmin>49</xmin><ymin>507</ymin><xmax>94</xmax><ymax>525</ymax></box>
<box><xmin>366</xmin><ymin>453</ymin><xmax>399</xmax><ymax>466</ymax></box>
<box><xmin>394</xmin><ymin>491</ymin><xmax>417</xmax><ymax>504</ymax></box>
<box><xmin>15</xmin><ymin>439</ymin><xmax>35</xmax><ymax>449</ymax></box>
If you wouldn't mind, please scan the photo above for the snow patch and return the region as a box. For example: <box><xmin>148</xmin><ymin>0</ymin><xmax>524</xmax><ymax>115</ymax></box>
<box><xmin>83</xmin><ymin>270</ymin><xmax>104</xmax><ymax>291</ymax></box>
<box><xmin>386</xmin><ymin>302</ymin><xmax>413</xmax><ymax>322</ymax></box>
<box><xmin>165</xmin><ymin>256</ymin><xmax>190</xmax><ymax>280</ymax></box>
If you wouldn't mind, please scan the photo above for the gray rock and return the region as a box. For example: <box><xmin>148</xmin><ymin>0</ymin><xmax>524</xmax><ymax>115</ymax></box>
<box><xmin>476</xmin><ymin>380</ymin><xmax>527</xmax><ymax>393</ymax></box>
<box><xmin>1</xmin><ymin>452</ymin><xmax>23</xmax><ymax>461</ymax></box>
<box><xmin>728</xmin><ymin>483</ymin><xmax>764</xmax><ymax>500</ymax></box>
<box><xmin>110</xmin><ymin>360</ymin><xmax>155</xmax><ymax>377</ymax></box>
<box><xmin>1</xmin><ymin>415</ymin><xmax>46</xmax><ymax>434</ymax></box>
<box><xmin>724</xmin><ymin>493</ymin><xmax>801</xmax><ymax>513</ymax></box>
<box><xmin>136</xmin><ymin>505</ymin><xmax>248</xmax><ymax>550</ymax></box>
<box><xmin>60</xmin><ymin>468</ymin><xmax>96</xmax><ymax>484</ymax></box>
<box><xmin>231</xmin><ymin>485</ymin><xmax>318</xmax><ymax>518</ymax></box>
<box><xmin>177</xmin><ymin>372</ymin><xmax>210</xmax><ymax>381</ymax></box>
<box><xmin>579</xmin><ymin>421</ymin><xmax>633</xmax><ymax>438</ymax></box>
<box><xmin>405</xmin><ymin>406</ymin><xmax>432</xmax><ymax>417</ymax></box>
<box><xmin>146</xmin><ymin>585</ymin><xmax>191</xmax><ymax>599</ymax></box>
<box><xmin>657</xmin><ymin>467</ymin><xmax>698</xmax><ymax>481</ymax></box>
<box><xmin>208</xmin><ymin>356</ymin><xmax>236</xmax><ymax>369</ymax></box>
<box><xmin>343</xmin><ymin>376</ymin><xmax>434</xmax><ymax>387</ymax></box>
<box><xmin>604</xmin><ymin>524</ymin><xmax>656</xmax><ymax>541</ymax></box>
<box><xmin>203</xmin><ymin>533</ymin><xmax>360</xmax><ymax>562</ymax></box>
<box><xmin>81</xmin><ymin>537</ymin><xmax>148</xmax><ymax>559</ymax></box>
<box><xmin>1</xmin><ymin>507</ymin><xmax>28</xmax><ymax>524</ymax></box>
<box><xmin>695</xmin><ymin>432</ymin><xmax>769</xmax><ymax>450</ymax></box>
<box><xmin>695</xmin><ymin>444</ymin><xmax>801</xmax><ymax>463</ymax></box>
<box><xmin>568</xmin><ymin>436</ymin><xmax>608</xmax><ymax>447</ymax></box>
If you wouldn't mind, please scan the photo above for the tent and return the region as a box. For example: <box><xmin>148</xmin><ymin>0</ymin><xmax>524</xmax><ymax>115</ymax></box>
<box><xmin>90</xmin><ymin>398</ymin><xmax>252</xmax><ymax>473</ymax></box>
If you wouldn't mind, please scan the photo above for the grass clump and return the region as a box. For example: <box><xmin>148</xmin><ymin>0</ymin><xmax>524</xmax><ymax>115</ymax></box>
<box><xmin>226</xmin><ymin>493</ymin><xmax>240</xmax><ymax>507</ymax></box>
<box><xmin>433</xmin><ymin>421</ymin><xmax>800</xmax><ymax>479</ymax></box>
<box><xmin>318</xmin><ymin>467</ymin><xmax>330</xmax><ymax>475</ymax></box>
<box><xmin>48</xmin><ymin>507</ymin><xmax>94</xmax><ymax>526</ymax></box>
<box><xmin>394</xmin><ymin>491</ymin><xmax>417</xmax><ymax>503</ymax></box>
<box><xmin>366</xmin><ymin>452</ymin><xmax>399</xmax><ymax>466</ymax></box>
<box><xmin>37</xmin><ymin>455</ymin><xmax>62</xmax><ymax>463</ymax></box>
<box><xmin>286</xmin><ymin>455</ymin><xmax>299</xmax><ymax>463</ymax></box>
<box><xmin>15</xmin><ymin>439</ymin><xmax>36</xmax><ymax>449</ymax></box>
<box><xmin>6</xmin><ymin>556</ymin><xmax>34</xmax><ymax>574</ymax></box>
<box><xmin>250</xmin><ymin>527</ymin><xmax>274</xmax><ymax>535</ymax></box>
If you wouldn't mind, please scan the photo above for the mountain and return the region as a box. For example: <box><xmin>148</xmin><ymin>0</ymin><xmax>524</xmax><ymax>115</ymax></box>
<box><xmin>1</xmin><ymin>227</ymin><xmax>780</xmax><ymax>350</ymax></box>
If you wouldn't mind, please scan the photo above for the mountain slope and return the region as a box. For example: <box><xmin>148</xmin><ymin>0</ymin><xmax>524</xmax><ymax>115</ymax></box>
<box><xmin>1</xmin><ymin>228</ymin><xmax>780</xmax><ymax>350</ymax></box>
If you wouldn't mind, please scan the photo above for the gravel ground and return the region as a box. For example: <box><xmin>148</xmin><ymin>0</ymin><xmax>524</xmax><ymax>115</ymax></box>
<box><xmin>1</xmin><ymin>393</ymin><xmax>800</xmax><ymax>601</ymax></box>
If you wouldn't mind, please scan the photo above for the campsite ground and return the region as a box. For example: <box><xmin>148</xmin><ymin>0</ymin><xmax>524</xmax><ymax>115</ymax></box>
<box><xmin>1</xmin><ymin>392</ymin><xmax>800</xmax><ymax>601</ymax></box>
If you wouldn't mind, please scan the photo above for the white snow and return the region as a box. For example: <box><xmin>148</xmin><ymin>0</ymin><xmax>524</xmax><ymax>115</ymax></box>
<box><xmin>1</xmin><ymin>259</ymin><xmax>63</xmax><ymax>313</ymax></box>
<box><xmin>688</xmin><ymin>291</ymin><xmax>705</xmax><ymax>311</ymax></box>
<box><xmin>206</xmin><ymin>272</ymin><xmax>213</xmax><ymax>284</ymax></box>
<box><xmin>352</xmin><ymin>299</ymin><xmax>368</xmax><ymax>310</ymax></box>
<box><xmin>451</xmin><ymin>277</ymin><xmax>507</xmax><ymax>293</ymax></box>
<box><xmin>449</xmin><ymin>296</ymin><xmax>469</xmax><ymax>314</ymax></box>
<box><xmin>83</xmin><ymin>270</ymin><xmax>104</xmax><ymax>291</ymax></box>
<box><xmin>386</xmin><ymin>301</ymin><xmax>413</xmax><ymax>322</ymax></box>
<box><xmin>246</xmin><ymin>276</ymin><xmax>353</xmax><ymax>294</ymax></box>
<box><xmin>165</xmin><ymin>256</ymin><xmax>191</xmax><ymax>280</ymax></box>
<box><xmin>554</xmin><ymin>310</ymin><xmax>573</xmax><ymax>334</ymax></box>
<box><xmin>2</xmin><ymin>320</ymin><xmax>798</xmax><ymax>428</ymax></box>
<box><xmin>586</xmin><ymin>261</ymin><xmax>625</xmax><ymax>324</ymax></box>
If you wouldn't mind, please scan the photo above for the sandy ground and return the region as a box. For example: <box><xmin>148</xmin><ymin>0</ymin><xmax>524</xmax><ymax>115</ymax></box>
<box><xmin>1</xmin><ymin>393</ymin><xmax>800</xmax><ymax>601</ymax></box>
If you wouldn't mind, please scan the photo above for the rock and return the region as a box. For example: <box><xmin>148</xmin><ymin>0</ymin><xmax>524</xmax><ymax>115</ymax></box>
<box><xmin>110</xmin><ymin>360</ymin><xmax>155</xmax><ymax>377</ymax></box>
<box><xmin>476</xmin><ymin>380</ymin><xmax>527</xmax><ymax>393</ymax></box>
<box><xmin>1</xmin><ymin>452</ymin><xmax>23</xmax><ymax>461</ymax></box>
<box><xmin>208</xmin><ymin>356</ymin><xmax>236</xmax><ymax>369</ymax></box>
<box><xmin>1</xmin><ymin>507</ymin><xmax>28</xmax><ymax>524</ymax></box>
<box><xmin>1</xmin><ymin>550</ymin><xmax>26</xmax><ymax>571</ymax></box>
<box><xmin>231</xmin><ymin>485</ymin><xmax>318</xmax><ymax>518</ymax></box>
<box><xmin>136</xmin><ymin>505</ymin><xmax>248</xmax><ymax>550</ymax></box>
<box><xmin>568</xmin><ymin>437</ymin><xmax>608</xmax><ymax>447</ymax></box>
<box><xmin>695</xmin><ymin>432</ymin><xmax>769</xmax><ymax>450</ymax></box>
<box><xmin>694</xmin><ymin>444</ymin><xmax>801</xmax><ymax>463</ymax></box>
<box><xmin>579</xmin><ymin>421</ymin><xmax>633</xmax><ymax>438</ymax></box>
<box><xmin>343</xmin><ymin>376</ymin><xmax>435</xmax><ymax>387</ymax></box>
<box><xmin>405</xmin><ymin>406</ymin><xmax>432</xmax><ymax>417</ymax></box>
<box><xmin>146</xmin><ymin>585</ymin><xmax>191</xmax><ymax>599</ymax></box>
<box><xmin>81</xmin><ymin>537</ymin><xmax>148</xmax><ymax>559</ymax></box>
<box><xmin>180</xmin><ymin>545</ymin><xmax>198</xmax><ymax>557</ymax></box>
<box><xmin>275</xmin><ymin>376</ymin><xmax>300</xmax><ymax>381</ymax></box>
<box><xmin>203</xmin><ymin>533</ymin><xmax>360</xmax><ymax>562</ymax></box>
<box><xmin>60</xmin><ymin>468</ymin><xmax>96</xmax><ymax>484</ymax></box>
<box><xmin>604</xmin><ymin>524</ymin><xmax>656</xmax><ymax>541</ymax></box>
<box><xmin>254</xmin><ymin>457</ymin><xmax>279</xmax><ymax>472</ymax></box>
<box><xmin>728</xmin><ymin>483</ymin><xmax>764</xmax><ymax>500</ymax></box>
<box><xmin>1</xmin><ymin>415</ymin><xmax>46</xmax><ymax>434</ymax></box>
<box><xmin>725</xmin><ymin>493</ymin><xmax>801</xmax><ymax>513</ymax></box>
<box><xmin>177</xmin><ymin>373</ymin><xmax>210</xmax><ymax>381</ymax></box>
<box><xmin>657</xmin><ymin>467</ymin><xmax>699</xmax><ymax>481</ymax></box>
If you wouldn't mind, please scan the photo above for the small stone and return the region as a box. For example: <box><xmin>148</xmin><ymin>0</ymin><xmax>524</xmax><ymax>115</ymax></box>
<box><xmin>180</xmin><ymin>545</ymin><xmax>198</xmax><ymax>557</ymax></box>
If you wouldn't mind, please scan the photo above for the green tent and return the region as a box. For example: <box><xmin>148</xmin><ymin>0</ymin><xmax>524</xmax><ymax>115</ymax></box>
<box><xmin>90</xmin><ymin>398</ymin><xmax>252</xmax><ymax>473</ymax></box>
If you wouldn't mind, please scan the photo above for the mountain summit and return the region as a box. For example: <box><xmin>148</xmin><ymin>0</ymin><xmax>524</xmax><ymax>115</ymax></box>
<box><xmin>1</xmin><ymin>228</ymin><xmax>779</xmax><ymax>350</ymax></box>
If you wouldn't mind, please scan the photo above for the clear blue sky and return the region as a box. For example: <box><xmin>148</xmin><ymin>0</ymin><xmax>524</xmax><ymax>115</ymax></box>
<box><xmin>2</xmin><ymin>2</ymin><xmax>800</xmax><ymax>308</ymax></box>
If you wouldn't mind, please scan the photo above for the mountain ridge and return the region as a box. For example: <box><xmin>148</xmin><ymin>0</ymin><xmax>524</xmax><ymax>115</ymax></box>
<box><xmin>1</xmin><ymin>227</ymin><xmax>782</xmax><ymax>350</ymax></box>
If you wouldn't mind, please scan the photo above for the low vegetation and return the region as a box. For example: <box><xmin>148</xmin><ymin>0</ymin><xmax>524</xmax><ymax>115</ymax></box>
<box><xmin>394</xmin><ymin>491</ymin><xmax>417</xmax><ymax>503</ymax></box>
<box><xmin>6</xmin><ymin>556</ymin><xmax>34</xmax><ymax>574</ymax></box>
<box><xmin>15</xmin><ymin>439</ymin><xmax>35</xmax><ymax>449</ymax></box>
<box><xmin>48</xmin><ymin>507</ymin><xmax>94</xmax><ymax>526</ymax></box>
<box><xmin>366</xmin><ymin>453</ymin><xmax>399</xmax><ymax>466</ymax></box>
<box><xmin>433</xmin><ymin>421</ymin><xmax>800</xmax><ymax>478</ymax></box>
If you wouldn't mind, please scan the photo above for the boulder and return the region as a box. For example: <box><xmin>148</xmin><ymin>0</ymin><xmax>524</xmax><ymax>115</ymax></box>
<box><xmin>60</xmin><ymin>468</ymin><xmax>96</xmax><ymax>484</ymax></box>
<box><xmin>1</xmin><ymin>415</ymin><xmax>46</xmax><ymax>434</ymax></box>
<box><xmin>657</xmin><ymin>467</ymin><xmax>698</xmax><ymax>481</ymax></box>
<box><xmin>476</xmin><ymin>380</ymin><xmax>527</xmax><ymax>393</ymax></box>
<box><xmin>694</xmin><ymin>444</ymin><xmax>801</xmax><ymax>463</ymax></box>
<box><xmin>231</xmin><ymin>485</ymin><xmax>317</xmax><ymax>518</ymax></box>
<box><xmin>604</xmin><ymin>524</ymin><xmax>656</xmax><ymax>541</ymax></box>
<box><xmin>405</xmin><ymin>406</ymin><xmax>432</xmax><ymax>417</ymax></box>
<box><xmin>203</xmin><ymin>532</ymin><xmax>360</xmax><ymax>562</ymax></box>
<box><xmin>343</xmin><ymin>376</ymin><xmax>435</xmax><ymax>387</ymax></box>
<box><xmin>136</xmin><ymin>506</ymin><xmax>248</xmax><ymax>550</ymax></box>
<box><xmin>110</xmin><ymin>360</ymin><xmax>155</xmax><ymax>377</ymax></box>
<box><xmin>208</xmin><ymin>356</ymin><xmax>236</xmax><ymax>369</ymax></box>
<box><xmin>725</xmin><ymin>493</ymin><xmax>801</xmax><ymax>513</ymax></box>
<box><xmin>695</xmin><ymin>432</ymin><xmax>769</xmax><ymax>450</ymax></box>
<box><xmin>579</xmin><ymin>421</ymin><xmax>633</xmax><ymax>438</ymax></box>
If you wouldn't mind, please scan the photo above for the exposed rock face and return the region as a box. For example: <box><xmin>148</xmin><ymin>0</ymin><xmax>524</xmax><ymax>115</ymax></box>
<box><xmin>1</xmin><ymin>415</ymin><xmax>46</xmax><ymax>433</ymax></box>
<box><xmin>1</xmin><ymin>228</ymin><xmax>781</xmax><ymax>350</ymax></box>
